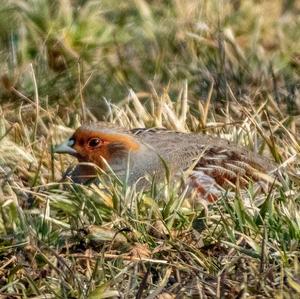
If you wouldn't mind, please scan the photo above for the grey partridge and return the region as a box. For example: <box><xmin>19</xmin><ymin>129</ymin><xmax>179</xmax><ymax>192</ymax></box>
<box><xmin>54</xmin><ymin>122</ymin><xmax>276</xmax><ymax>202</ymax></box>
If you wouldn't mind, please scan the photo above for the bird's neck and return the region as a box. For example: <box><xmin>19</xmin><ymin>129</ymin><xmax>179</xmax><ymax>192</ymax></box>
<box><xmin>107</xmin><ymin>143</ymin><xmax>162</xmax><ymax>185</ymax></box>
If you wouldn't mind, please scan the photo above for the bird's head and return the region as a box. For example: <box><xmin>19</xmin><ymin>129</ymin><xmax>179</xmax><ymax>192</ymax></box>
<box><xmin>53</xmin><ymin>123</ymin><xmax>140</xmax><ymax>169</ymax></box>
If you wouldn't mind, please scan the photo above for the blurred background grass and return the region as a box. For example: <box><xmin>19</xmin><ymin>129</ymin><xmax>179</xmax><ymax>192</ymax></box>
<box><xmin>1</xmin><ymin>0</ymin><xmax>299</xmax><ymax>117</ymax></box>
<box><xmin>0</xmin><ymin>0</ymin><xmax>300</xmax><ymax>298</ymax></box>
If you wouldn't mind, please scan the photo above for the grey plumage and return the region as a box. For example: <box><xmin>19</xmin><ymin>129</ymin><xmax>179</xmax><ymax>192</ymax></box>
<box><xmin>56</xmin><ymin>122</ymin><xmax>277</xmax><ymax>194</ymax></box>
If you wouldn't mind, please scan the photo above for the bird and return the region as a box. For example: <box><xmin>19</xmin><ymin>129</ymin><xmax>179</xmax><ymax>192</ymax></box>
<box><xmin>53</xmin><ymin>122</ymin><xmax>277</xmax><ymax>202</ymax></box>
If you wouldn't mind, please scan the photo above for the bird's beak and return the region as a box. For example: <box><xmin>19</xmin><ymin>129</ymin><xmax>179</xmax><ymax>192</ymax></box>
<box><xmin>53</xmin><ymin>140</ymin><xmax>78</xmax><ymax>156</ymax></box>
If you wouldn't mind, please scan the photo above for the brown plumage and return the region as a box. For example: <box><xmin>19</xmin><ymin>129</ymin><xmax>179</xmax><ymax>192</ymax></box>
<box><xmin>54</xmin><ymin>122</ymin><xmax>277</xmax><ymax>201</ymax></box>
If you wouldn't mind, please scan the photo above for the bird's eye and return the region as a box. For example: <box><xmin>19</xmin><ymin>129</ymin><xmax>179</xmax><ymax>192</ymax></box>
<box><xmin>87</xmin><ymin>138</ymin><xmax>102</xmax><ymax>148</ymax></box>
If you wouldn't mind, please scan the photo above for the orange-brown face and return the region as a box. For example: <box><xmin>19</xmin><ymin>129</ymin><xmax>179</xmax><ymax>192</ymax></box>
<box><xmin>54</xmin><ymin>128</ymin><xmax>140</xmax><ymax>169</ymax></box>
<box><xmin>70</xmin><ymin>129</ymin><xmax>110</xmax><ymax>167</ymax></box>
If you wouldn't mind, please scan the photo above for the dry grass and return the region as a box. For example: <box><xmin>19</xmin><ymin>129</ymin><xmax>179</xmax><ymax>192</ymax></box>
<box><xmin>0</xmin><ymin>0</ymin><xmax>300</xmax><ymax>298</ymax></box>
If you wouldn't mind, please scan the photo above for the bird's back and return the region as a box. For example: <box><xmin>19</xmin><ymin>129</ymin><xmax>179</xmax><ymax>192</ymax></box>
<box><xmin>131</xmin><ymin>128</ymin><xmax>276</xmax><ymax>189</ymax></box>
